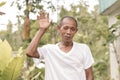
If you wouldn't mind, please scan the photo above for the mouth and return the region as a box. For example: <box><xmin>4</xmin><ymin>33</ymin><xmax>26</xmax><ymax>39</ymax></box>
<box><xmin>64</xmin><ymin>35</ymin><xmax>71</xmax><ymax>39</ymax></box>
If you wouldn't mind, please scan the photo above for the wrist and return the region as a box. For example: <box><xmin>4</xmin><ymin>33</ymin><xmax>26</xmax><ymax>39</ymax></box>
<box><xmin>39</xmin><ymin>28</ymin><xmax>48</xmax><ymax>31</ymax></box>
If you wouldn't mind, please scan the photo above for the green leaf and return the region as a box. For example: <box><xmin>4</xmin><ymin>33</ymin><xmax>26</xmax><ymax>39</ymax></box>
<box><xmin>0</xmin><ymin>39</ymin><xmax>12</xmax><ymax>72</ymax></box>
<box><xmin>0</xmin><ymin>39</ymin><xmax>2</xmax><ymax>43</ymax></box>
<box><xmin>0</xmin><ymin>2</ymin><xmax>6</xmax><ymax>7</ymax></box>
<box><xmin>1</xmin><ymin>56</ymin><xmax>24</xmax><ymax>80</ymax></box>
<box><xmin>17</xmin><ymin>47</ymin><xmax>23</xmax><ymax>56</ymax></box>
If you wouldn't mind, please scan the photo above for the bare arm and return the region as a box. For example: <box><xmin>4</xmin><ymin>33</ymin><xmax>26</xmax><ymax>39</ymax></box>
<box><xmin>27</xmin><ymin>12</ymin><xmax>51</xmax><ymax>58</ymax></box>
<box><xmin>85</xmin><ymin>67</ymin><xmax>94</xmax><ymax>80</ymax></box>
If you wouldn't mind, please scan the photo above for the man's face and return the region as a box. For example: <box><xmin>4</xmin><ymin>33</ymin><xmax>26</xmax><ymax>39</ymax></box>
<box><xmin>59</xmin><ymin>18</ymin><xmax>78</xmax><ymax>43</ymax></box>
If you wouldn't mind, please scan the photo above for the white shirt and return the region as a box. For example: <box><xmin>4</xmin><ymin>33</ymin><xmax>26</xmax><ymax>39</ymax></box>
<box><xmin>37</xmin><ymin>42</ymin><xmax>94</xmax><ymax>80</ymax></box>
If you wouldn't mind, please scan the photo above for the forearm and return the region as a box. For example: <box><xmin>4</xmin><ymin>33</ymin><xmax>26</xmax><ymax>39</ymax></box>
<box><xmin>85</xmin><ymin>67</ymin><xmax>94</xmax><ymax>80</ymax></box>
<box><xmin>27</xmin><ymin>12</ymin><xmax>51</xmax><ymax>58</ymax></box>
<box><xmin>86</xmin><ymin>75</ymin><xmax>93</xmax><ymax>80</ymax></box>
<box><xmin>27</xmin><ymin>28</ymin><xmax>47</xmax><ymax>58</ymax></box>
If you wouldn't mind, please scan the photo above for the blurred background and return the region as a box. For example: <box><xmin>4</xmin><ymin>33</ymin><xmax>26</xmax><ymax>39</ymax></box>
<box><xmin>0</xmin><ymin>0</ymin><xmax>120</xmax><ymax>80</ymax></box>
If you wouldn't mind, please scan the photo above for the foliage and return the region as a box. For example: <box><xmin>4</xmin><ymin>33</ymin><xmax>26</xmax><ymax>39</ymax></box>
<box><xmin>0</xmin><ymin>39</ymin><xmax>25</xmax><ymax>80</ymax></box>
<box><xmin>0</xmin><ymin>0</ymin><xmax>118</xmax><ymax>80</ymax></box>
<box><xmin>0</xmin><ymin>21</ymin><xmax>23</xmax><ymax>51</ymax></box>
<box><xmin>12</xmin><ymin>0</ymin><xmax>56</xmax><ymax>13</ymax></box>
<box><xmin>18</xmin><ymin>57</ymin><xmax>45</xmax><ymax>80</ymax></box>
<box><xmin>0</xmin><ymin>1</ymin><xmax>6</xmax><ymax>7</ymax></box>
<box><xmin>93</xmin><ymin>52</ymin><xmax>110</xmax><ymax>80</ymax></box>
<box><xmin>0</xmin><ymin>39</ymin><xmax>12</xmax><ymax>72</ymax></box>
<box><xmin>110</xmin><ymin>15</ymin><xmax>120</xmax><ymax>71</ymax></box>
<box><xmin>29</xmin><ymin>67</ymin><xmax>45</xmax><ymax>80</ymax></box>
<box><xmin>1</xmin><ymin>57</ymin><xmax>24</xmax><ymax>80</ymax></box>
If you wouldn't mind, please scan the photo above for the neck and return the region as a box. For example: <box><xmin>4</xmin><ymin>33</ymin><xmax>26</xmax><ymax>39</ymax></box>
<box><xmin>61</xmin><ymin>41</ymin><xmax>73</xmax><ymax>47</ymax></box>
<box><xmin>58</xmin><ymin>41</ymin><xmax>73</xmax><ymax>53</ymax></box>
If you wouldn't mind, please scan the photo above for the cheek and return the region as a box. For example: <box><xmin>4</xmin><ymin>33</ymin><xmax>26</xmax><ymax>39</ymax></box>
<box><xmin>60</xmin><ymin>30</ymin><xmax>66</xmax><ymax>34</ymax></box>
<box><xmin>72</xmin><ymin>32</ymin><xmax>77</xmax><ymax>37</ymax></box>
<box><xmin>61</xmin><ymin>32</ymin><xmax>65</xmax><ymax>36</ymax></box>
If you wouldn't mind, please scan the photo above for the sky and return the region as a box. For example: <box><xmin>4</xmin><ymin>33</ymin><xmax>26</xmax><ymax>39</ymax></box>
<box><xmin>0</xmin><ymin>0</ymin><xmax>98</xmax><ymax>31</ymax></box>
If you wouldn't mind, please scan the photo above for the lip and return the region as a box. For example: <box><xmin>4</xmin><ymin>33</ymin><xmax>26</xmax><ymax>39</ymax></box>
<box><xmin>64</xmin><ymin>36</ymin><xmax>71</xmax><ymax>39</ymax></box>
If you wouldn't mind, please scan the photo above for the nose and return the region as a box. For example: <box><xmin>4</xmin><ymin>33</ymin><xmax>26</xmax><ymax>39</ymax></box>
<box><xmin>66</xmin><ymin>29</ymin><xmax>71</xmax><ymax>34</ymax></box>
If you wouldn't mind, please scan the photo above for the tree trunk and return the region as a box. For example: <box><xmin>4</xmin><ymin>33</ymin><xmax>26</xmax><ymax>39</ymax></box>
<box><xmin>23</xmin><ymin>16</ymin><xmax>30</xmax><ymax>40</ymax></box>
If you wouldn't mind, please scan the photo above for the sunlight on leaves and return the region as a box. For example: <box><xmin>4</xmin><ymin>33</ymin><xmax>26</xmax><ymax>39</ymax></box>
<box><xmin>0</xmin><ymin>39</ymin><xmax>12</xmax><ymax>72</ymax></box>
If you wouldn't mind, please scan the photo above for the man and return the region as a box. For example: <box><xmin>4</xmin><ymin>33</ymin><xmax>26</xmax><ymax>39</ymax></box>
<box><xmin>27</xmin><ymin>12</ymin><xmax>94</xmax><ymax>80</ymax></box>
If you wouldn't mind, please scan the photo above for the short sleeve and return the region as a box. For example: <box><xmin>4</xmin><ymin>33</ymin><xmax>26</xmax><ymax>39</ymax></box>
<box><xmin>37</xmin><ymin>45</ymin><xmax>47</xmax><ymax>59</ymax></box>
<box><xmin>33</xmin><ymin>58</ymin><xmax>45</xmax><ymax>68</ymax></box>
<box><xmin>83</xmin><ymin>45</ymin><xmax>94</xmax><ymax>69</ymax></box>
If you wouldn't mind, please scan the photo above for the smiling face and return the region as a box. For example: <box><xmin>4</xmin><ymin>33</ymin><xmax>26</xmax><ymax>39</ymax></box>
<box><xmin>58</xmin><ymin>17</ymin><xmax>78</xmax><ymax>43</ymax></box>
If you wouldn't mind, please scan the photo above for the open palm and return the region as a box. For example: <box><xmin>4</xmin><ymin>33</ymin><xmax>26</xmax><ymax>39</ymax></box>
<box><xmin>37</xmin><ymin>13</ymin><xmax>52</xmax><ymax>29</ymax></box>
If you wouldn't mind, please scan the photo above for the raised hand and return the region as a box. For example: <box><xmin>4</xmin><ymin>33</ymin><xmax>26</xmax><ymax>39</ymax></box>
<box><xmin>37</xmin><ymin>12</ymin><xmax>52</xmax><ymax>29</ymax></box>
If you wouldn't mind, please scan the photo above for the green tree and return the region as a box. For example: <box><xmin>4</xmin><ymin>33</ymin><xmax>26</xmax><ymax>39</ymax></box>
<box><xmin>0</xmin><ymin>0</ymin><xmax>116</xmax><ymax>79</ymax></box>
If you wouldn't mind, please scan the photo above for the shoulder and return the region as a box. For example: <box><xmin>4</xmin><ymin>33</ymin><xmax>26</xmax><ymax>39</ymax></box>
<box><xmin>42</xmin><ymin>44</ymin><xmax>56</xmax><ymax>48</ymax></box>
<box><xmin>37</xmin><ymin>44</ymin><xmax>56</xmax><ymax>53</ymax></box>
<box><xmin>74</xmin><ymin>42</ymin><xmax>89</xmax><ymax>49</ymax></box>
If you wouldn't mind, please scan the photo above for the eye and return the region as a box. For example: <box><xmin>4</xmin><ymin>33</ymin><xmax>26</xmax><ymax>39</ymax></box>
<box><xmin>71</xmin><ymin>27</ymin><xmax>76</xmax><ymax>32</ymax></box>
<box><xmin>63</xmin><ymin>26</ymin><xmax>68</xmax><ymax>30</ymax></box>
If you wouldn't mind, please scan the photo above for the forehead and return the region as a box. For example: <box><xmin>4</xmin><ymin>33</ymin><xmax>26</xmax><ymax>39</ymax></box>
<box><xmin>61</xmin><ymin>18</ymin><xmax>77</xmax><ymax>27</ymax></box>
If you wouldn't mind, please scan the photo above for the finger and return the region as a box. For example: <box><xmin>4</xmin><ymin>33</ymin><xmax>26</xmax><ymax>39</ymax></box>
<box><xmin>46</xmin><ymin>13</ymin><xmax>49</xmax><ymax>19</ymax></box>
<box><xmin>45</xmin><ymin>13</ymin><xmax>49</xmax><ymax>22</ymax></box>
<box><xmin>38</xmin><ymin>12</ymin><xmax>42</xmax><ymax>19</ymax></box>
<box><xmin>39</xmin><ymin>12</ymin><xmax>43</xmax><ymax>19</ymax></box>
<box><xmin>49</xmin><ymin>19</ymin><xmax>52</xmax><ymax>23</ymax></box>
<box><xmin>40</xmin><ymin>12</ymin><xmax>45</xmax><ymax>19</ymax></box>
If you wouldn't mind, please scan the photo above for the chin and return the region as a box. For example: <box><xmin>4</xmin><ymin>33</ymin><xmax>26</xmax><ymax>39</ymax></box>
<box><xmin>65</xmin><ymin>40</ymin><xmax>72</xmax><ymax>43</ymax></box>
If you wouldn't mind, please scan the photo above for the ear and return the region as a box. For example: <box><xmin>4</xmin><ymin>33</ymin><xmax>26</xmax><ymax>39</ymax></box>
<box><xmin>56</xmin><ymin>25</ymin><xmax>60</xmax><ymax>31</ymax></box>
<box><xmin>74</xmin><ymin>28</ymin><xmax>78</xmax><ymax>34</ymax></box>
<box><xmin>76</xmin><ymin>28</ymin><xmax>78</xmax><ymax>32</ymax></box>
